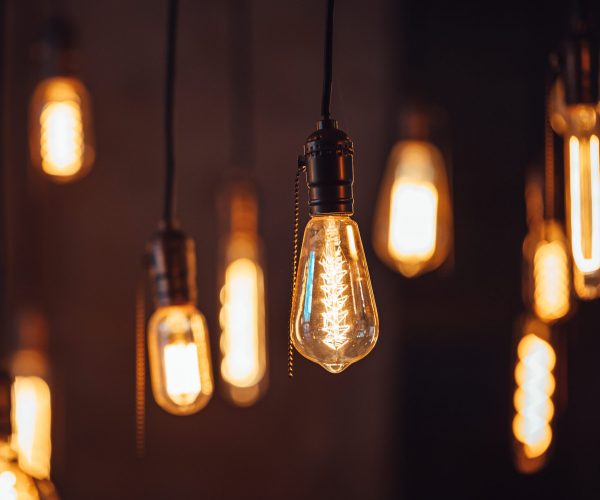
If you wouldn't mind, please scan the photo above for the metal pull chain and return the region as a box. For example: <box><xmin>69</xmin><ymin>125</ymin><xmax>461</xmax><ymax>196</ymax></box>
<box><xmin>289</xmin><ymin>159</ymin><xmax>306</xmax><ymax>378</ymax></box>
<box><xmin>135</xmin><ymin>284</ymin><xmax>146</xmax><ymax>458</ymax></box>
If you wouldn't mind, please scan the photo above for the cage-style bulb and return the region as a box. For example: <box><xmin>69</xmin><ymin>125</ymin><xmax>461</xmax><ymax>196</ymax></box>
<box><xmin>512</xmin><ymin>318</ymin><xmax>556</xmax><ymax>473</ymax></box>
<box><xmin>218</xmin><ymin>185</ymin><xmax>267</xmax><ymax>406</ymax></box>
<box><xmin>373</xmin><ymin>140</ymin><xmax>452</xmax><ymax>277</ymax></box>
<box><xmin>530</xmin><ymin>221</ymin><xmax>571</xmax><ymax>323</ymax></box>
<box><xmin>291</xmin><ymin>215</ymin><xmax>378</xmax><ymax>373</ymax></box>
<box><xmin>10</xmin><ymin>377</ymin><xmax>51</xmax><ymax>480</ymax></box>
<box><xmin>147</xmin><ymin>305</ymin><xmax>213</xmax><ymax>415</ymax></box>
<box><xmin>29</xmin><ymin>76</ymin><xmax>94</xmax><ymax>182</ymax></box>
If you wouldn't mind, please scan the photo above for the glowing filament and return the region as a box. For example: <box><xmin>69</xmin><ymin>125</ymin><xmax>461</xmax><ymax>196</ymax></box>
<box><xmin>163</xmin><ymin>343</ymin><xmax>202</xmax><ymax>406</ymax></box>
<box><xmin>513</xmin><ymin>334</ymin><xmax>556</xmax><ymax>459</ymax></box>
<box><xmin>40</xmin><ymin>100</ymin><xmax>83</xmax><ymax>176</ymax></box>
<box><xmin>568</xmin><ymin>135</ymin><xmax>600</xmax><ymax>274</ymax></box>
<box><xmin>388</xmin><ymin>179</ymin><xmax>438</xmax><ymax>262</ymax></box>
<box><xmin>220</xmin><ymin>258</ymin><xmax>263</xmax><ymax>388</ymax></box>
<box><xmin>533</xmin><ymin>240</ymin><xmax>570</xmax><ymax>322</ymax></box>
<box><xmin>320</xmin><ymin>221</ymin><xmax>350</xmax><ymax>350</ymax></box>
<box><xmin>11</xmin><ymin>376</ymin><xmax>51</xmax><ymax>480</ymax></box>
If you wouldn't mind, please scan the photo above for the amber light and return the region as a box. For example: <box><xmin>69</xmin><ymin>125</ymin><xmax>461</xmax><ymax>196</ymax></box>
<box><xmin>29</xmin><ymin>76</ymin><xmax>94</xmax><ymax>182</ymax></box>
<box><xmin>373</xmin><ymin>140</ymin><xmax>452</xmax><ymax>277</ymax></box>
<box><xmin>512</xmin><ymin>319</ymin><xmax>556</xmax><ymax>473</ymax></box>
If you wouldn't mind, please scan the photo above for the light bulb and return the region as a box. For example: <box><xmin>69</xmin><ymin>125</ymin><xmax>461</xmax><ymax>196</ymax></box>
<box><xmin>373</xmin><ymin>140</ymin><xmax>452</xmax><ymax>277</ymax></box>
<box><xmin>291</xmin><ymin>215</ymin><xmax>378</xmax><ymax>373</ymax></box>
<box><xmin>29</xmin><ymin>76</ymin><xmax>94</xmax><ymax>182</ymax></box>
<box><xmin>147</xmin><ymin>305</ymin><xmax>213</xmax><ymax>415</ymax></box>
<box><xmin>512</xmin><ymin>318</ymin><xmax>556</xmax><ymax>473</ymax></box>
<box><xmin>218</xmin><ymin>184</ymin><xmax>267</xmax><ymax>406</ymax></box>
<box><xmin>0</xmin><ymin>466</ymin><xmax>39</xmax><ymax>500</ymax></box>
<box><xmin>10</xmin><ymin>377</ymin><xmax>51</xmax><ymax>480</ymax></box>
<box><xmin>528</xmin><ymin>220</ymin><xmax>571</xmax><ymax>323</ymax></box>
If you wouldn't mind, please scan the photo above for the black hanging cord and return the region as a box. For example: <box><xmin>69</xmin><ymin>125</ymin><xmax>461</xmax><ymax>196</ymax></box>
<box><xmin>163</xmin><ymin>0</ymin><xmax>178</xmax><ymax>225</ymax></box>
<box><xmin>228</xmin><ymin>0</ymin><xmax>254</xmax><ymax>168</ymax></box>
<box><xmin>321</xmin><ymin>0</ymin><xmax>335</xmax><ymax>120</ymax></box>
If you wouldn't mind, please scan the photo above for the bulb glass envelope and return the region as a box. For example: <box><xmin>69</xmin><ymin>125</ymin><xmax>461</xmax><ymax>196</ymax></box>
<box><xmin>29</xmin><ymin>76</ymin><xmax>94</xmax><ymax>182</ymax></box>
<box><xmin>373</xmin><ymin>140</ymin><xmax>452</xmax><ymax>277</ymax></box>
<box><xmin>550</xmin><ymin>81</ymin><xmax>600</xmax><ymax>299</ymax></box>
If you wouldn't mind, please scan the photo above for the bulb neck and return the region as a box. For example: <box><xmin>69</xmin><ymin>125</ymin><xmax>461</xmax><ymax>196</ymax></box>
<box><xmin>562</xmin><ymin>24</ymin><xmax>599</xmax><ymax>105</ymax></box>
<box><xmin>301</xmin><ymin>119</ymin><xmax>354</xmax><ymax>216</ymax></box>
<box><xmin>147</xmin><ymin>226</ymin><xmax>198</xmax><ymax>308</ymax></box>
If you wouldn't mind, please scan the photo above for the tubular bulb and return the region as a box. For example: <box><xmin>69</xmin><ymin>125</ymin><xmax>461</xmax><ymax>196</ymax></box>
<box><xmin>373</xmin><ymin>141</ymin><xmax>452</xmax><ymax>277</ymax></box>
<box><xmin>147</xmin><ymin>305</ymin><xmax>213</xmax><ymax>415</ymax></box>
<box><xmin>512</xmin><ymin>318</ymin><xmax>556</xmax><ymax>473</ymax></box>
<box><xmin>218</xmin><ymin>184</ymin><xmax>267</xmax><ymax>406</ymax></box>
<box><xmin>291</xmin><ymin>215</ymin><xmax>378</xmax><ymax>373</ymax></box>
<box><xmin>29</xmin><ymin>76</ymin><xmax>94</xmax><ymax>182</ymax></box>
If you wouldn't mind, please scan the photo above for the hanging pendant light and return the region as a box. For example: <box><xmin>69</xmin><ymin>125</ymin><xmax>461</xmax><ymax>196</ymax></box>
<box><xmin>29</xmin><ymin>17</ymin><xmax>95</xmax><ymax>183</ymax></box>
<box><xmin>289</xmin><ymin>0</ymin><xmax>379</xmax><ymax>375</ymax></box>
<box><xmin>145</xmin><ymin>0</ymin><xmax>213</xmax><ymax>416</ymax></box>
<box><xmin>550</xmin><ymin>8</ymin><xmax>600</xmax><ymax>299</ymax></box>
<box><xmin>373</xmin><ymin>108</ymin><xmax>453</xmax><ymax>277</ymax></box>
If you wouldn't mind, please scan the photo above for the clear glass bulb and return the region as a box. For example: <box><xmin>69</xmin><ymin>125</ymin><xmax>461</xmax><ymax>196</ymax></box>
<box><xmin>147</xmin><ymin>304</ymin><xmax>213</xmax><ymax>415</ymax></box>
<box><xmin>218</xmin><ymin>184</ymin><xmax>267</xmax><ymax>406</ymax></box>
<box><xmin>512</xmin><ymin>317</ymin><xmax>556</xmax><ymax>473</ymax></box>
<box><xmin>291</xmin><ymin>215</ymin><xmax>378</xmax><ymax>373</ymax></box>
<box><xmin>11</xmin><ymin>376</ymin><xmax>51</xmax><ymax>480</ymax></box>
<box><xmin>551</xmin><ymin>83</ymin><xmax>600</xmax><ymax>299</ymax></box>
<box><xmin>373</xmin><ymin>140</ymin><xmax>452</xmax><ymax>277</ymax></box>
<box><xmin>29</xmin><ymin>76</ymin><xmax>94</xmax><ymax>182</ymax></box>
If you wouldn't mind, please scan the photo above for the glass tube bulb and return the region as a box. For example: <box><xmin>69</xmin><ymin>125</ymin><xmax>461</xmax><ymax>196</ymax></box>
<box><xmin>373</xmin><ymin>140</ymin><xmax>452</xmax><ymax>277</ymax></box>
<box><xmin>147</xmin><ymin>304</ymin><xmax>213</xmax><ymax>415</ymax></box>
<box><xmin>291</xmin><ymin>215</ymin><xmax>378</xmax><ymax>373</ymax></box>
<box><xmin>523</xmin><ymin>220</ymin><xmax>571</xmax><ymax>323</ymax></box>
<box><xmin>29</xmin><ymin>76</ymin><xmax>94</xmax><ymax>183</ymax></box>
<box><xmin>551</xmin><ymin>83</ymin><xmax>600</xmax><ymax>299</ymax></box>
<box><xmin>218</xmin><ymin>184</ymin><xmax>267</xmax><ymax>406</ymax></box>
<box><xmin>512</xmin><ymin>317</ymin><xmax>556</xmax><ymax>473</ymax></box>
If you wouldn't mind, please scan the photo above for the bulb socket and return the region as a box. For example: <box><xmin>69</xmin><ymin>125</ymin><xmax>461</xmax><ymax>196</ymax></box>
<box><xmin>562</xmin><ymin>25</ymin><xmax>599</xmax><ymax>105</ymax></box>
<box><xmin>0</xmin><ymin>371</ymin><xmax>11</xmax><ymax>440</ymax></box>
<box><xmin>37</xmin><ymin>16</ymin><xmax>78</xmax><ymax>77</ymax></box>
<box><xmin>147</xmin><ymin>226</ymin><xmax>197</xmax><ymax>308</ymax></box>
<box><xmin>302</xmin><ymin>119</ymin><xmax>354</xmax><ymax>216</ymax></box>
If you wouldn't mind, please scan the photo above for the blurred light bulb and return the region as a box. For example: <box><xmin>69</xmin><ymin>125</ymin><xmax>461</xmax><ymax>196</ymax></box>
<box><xmin>531</xmin><ymin>221</ymin><xmax>571</xmax><ymax>323</ymax></box>
<box><xmin>218</xmin><ymin>184</ymin><xmax>267</xmax><ymax>406</ymax></box>
<box><xmin>373</xmin><ymin>141</ymin><xmax>452</xmax><ymax>277</ymax></box>
<box><xmin>291</xmin><ymin>215</ymin><xmax>378</xmax><ymax>373</ymax></box>
<box><xmin>147</xmin><ymin>305</ymin><xmax>213</xmax><ymax>415</ymax></box>
<box><xmin>29</xmin><ymin>76</ymin><xmax>94</xmax><ymax>182</ymax></box>
<box><xmin>512</xmin><ymin>319</ymin><xmax>556</xmax><ymax>473</ymax></box>
<box><xmin>0</xmin><ymin>467</ymin><xmax>39</xmax><ymax>500</ymax></box>
<box><xmin>11</xmin><ymin>377</ymin><xmax>51</xmax><ymax>480</ymax></box>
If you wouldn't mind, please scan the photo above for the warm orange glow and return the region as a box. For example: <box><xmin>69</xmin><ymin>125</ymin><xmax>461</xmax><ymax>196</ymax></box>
<box><xmin>11</xmin><ymin>377</ymin><xmax>51</xmax><ymax>480</ymax></box>
<box><xmin>373</xmin><ymin>140</ymin><xmax>452</xmax><ymax>278</ymax></box>
<box><xmin>147</xmin><ymin>305</ymin><xmax>213</xmax><ymax>415</ymax></box>
<box><xmin>513</xmin><ymin>332</ymin><xmax>556</xmax><ymax>461</ymax></box>
<box><xmin>533</xmin><ymin>235</ymin><xmax>570</xmax><ymax>322</ymax></box>
<box><xmin>0</xmin><ymin>468</ymin><xmax>39</xmax><ymax>500</ymax></box>
<box><xmin>29</xmin><ymin>77</ymin><xmax>94</xmax><ymax>182</ymax></box>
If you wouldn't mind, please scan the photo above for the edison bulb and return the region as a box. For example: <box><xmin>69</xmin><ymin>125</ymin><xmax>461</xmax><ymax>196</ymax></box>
<box><xmin>551</xmin><ymin>84</ymin><xmax>600</xmax><ymax>299</ymax></box>
<box><xmin>373</xmin><ymin>140</ymin><xmax>452</xmax><ymax>277</ymax></box>
<box><xmin>11</xmin><ymin>376</ymin><xmax>51</xmax><ymax>480</ymax></box>
<box><xmin>218</xmin><ymin>184</ymin><xmax>267</xmax><ymax>406</ymax></box>
<box><xmin>291</xmin><ymin>215</ymin><xmax>378</xmax><ymax>373</ymax></box>
<box><xmin>0</xmin><ymin>465</ymin><xmax>39</xmax><ymax>500</ymax></box>
<box><xmin>29</xmin><ymin>76</ymin><xmax>94</xmax><ymax>182</ymax></box>
<box><xmin>147</xmin><ymin>305</ymin><xmax>213</xmax><ymax>415</ymax></box>
<box><xmin>512</xmin><ymin>318</ymin><xmax>556</xmax><ymax>473</ymax></box>
<box><xmin>524</xmin><ymin>220</ymin><xmax>571</xmax><ymax>323</ymax></box>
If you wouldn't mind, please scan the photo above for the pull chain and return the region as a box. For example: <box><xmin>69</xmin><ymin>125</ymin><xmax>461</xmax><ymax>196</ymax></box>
<box><xmin>135</xmin><ymin>284</ymin><xmax>146</xmax><ymax>458</ymax></box>
<box><xmin>289</xmin><ymin>160</ymin><xmax>306</xmax><ymax>378</ymax></box>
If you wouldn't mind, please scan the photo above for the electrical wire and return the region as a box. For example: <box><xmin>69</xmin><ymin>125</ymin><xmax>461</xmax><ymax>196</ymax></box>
<box><xmin>321</xmin><ymin>0</ymin><xmax>335</xmax><ymax>120</ymax></box>
<box><xmin>544</xmin><ymin>91</ymin><xmax>555</xmax><ymax>221</ymax></box>
<box><xmin>163</xmin><ymin>0</ymin><xmax>178</xmax><ymax>225</ymax></box>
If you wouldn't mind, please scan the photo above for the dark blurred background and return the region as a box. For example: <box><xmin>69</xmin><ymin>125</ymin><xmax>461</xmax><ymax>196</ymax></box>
<box><xmin>2</xmin><ymin>0</ymin><xmax>600</xmax><ymax>499</ymax></box>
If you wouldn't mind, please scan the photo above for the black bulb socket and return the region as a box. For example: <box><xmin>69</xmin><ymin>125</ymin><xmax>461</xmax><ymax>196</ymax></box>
<box><xmin>147</xmin><ymin>224</ymin><xmax>197</xmax><ymax>308</ymax></box>
<box><xmin>562</xmin><ymin>25</ymin><xmax>599</xmax><ymax>105</ymax></box>
<box><xmin>302</xmin><ymin>119</ymin><xmax>354</xmax><ymax>216</ymax></box>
